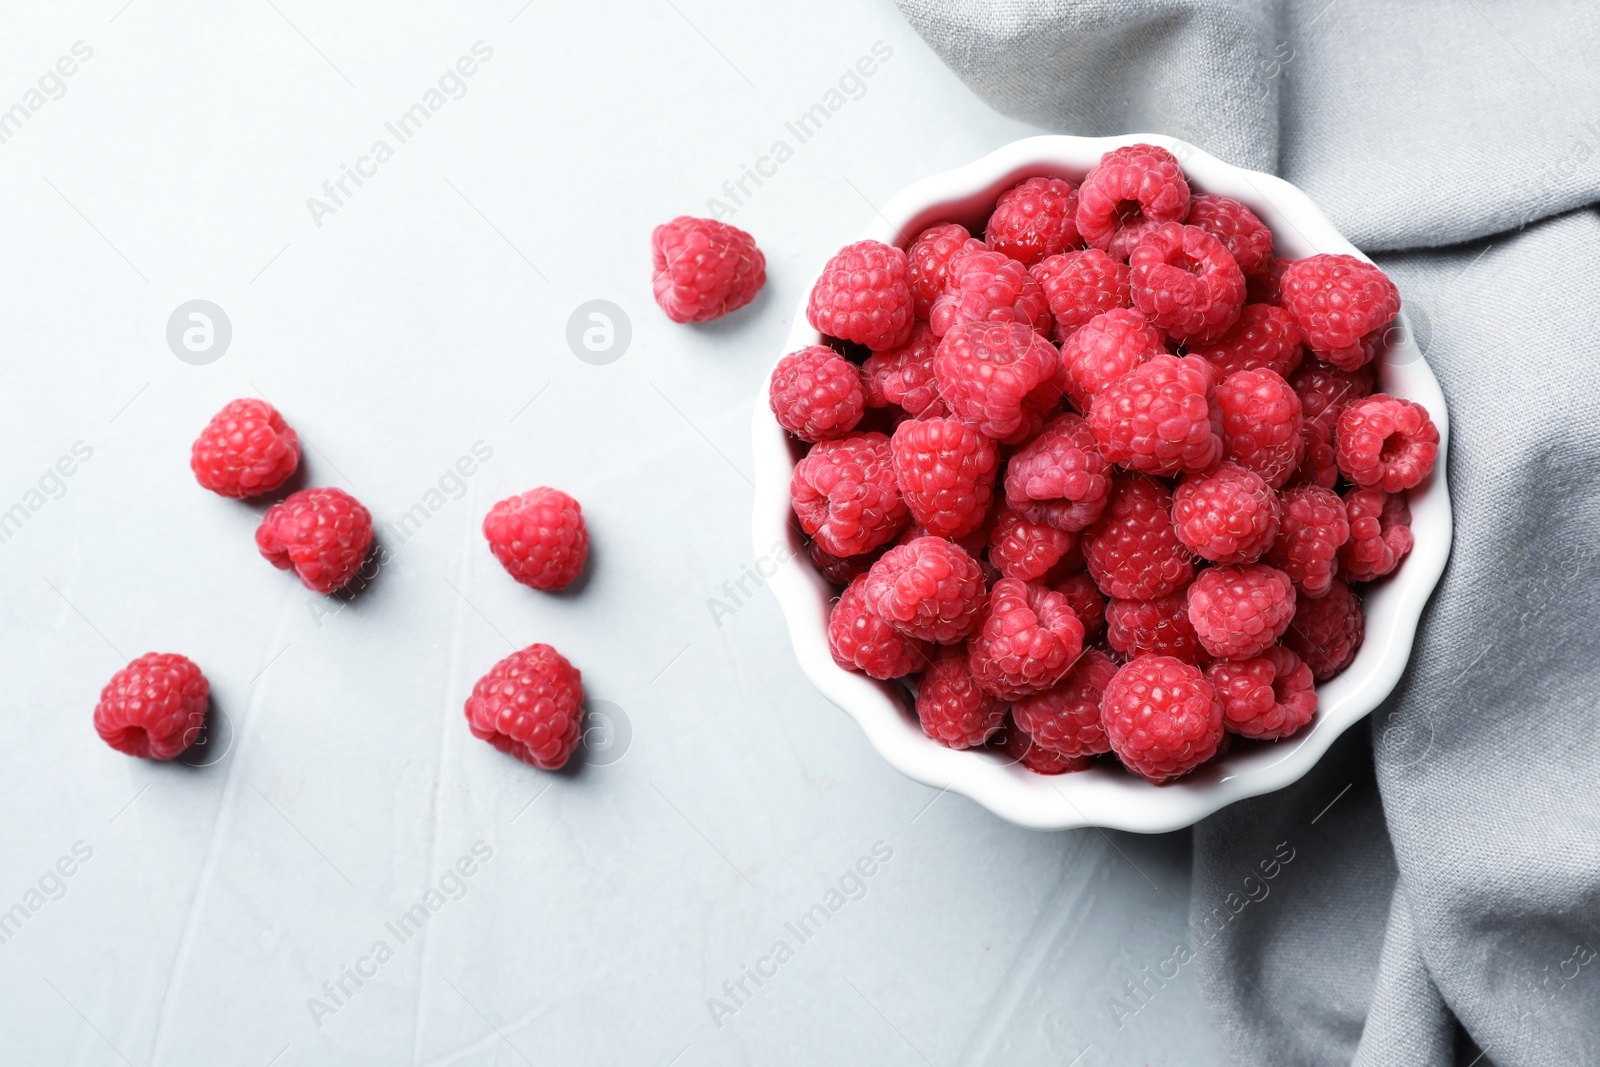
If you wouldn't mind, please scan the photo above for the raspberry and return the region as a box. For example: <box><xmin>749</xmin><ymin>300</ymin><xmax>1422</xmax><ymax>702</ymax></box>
<box><xmin>768</xmin><ymin>345</ymin><xmax>866</xmax><ymax>443</ymax></box>
<box><xmin>1206</xmin><ymin>646</ymin><xmax>1317</xmax><ymax>740</ymax></box>
<box><xmin>828</xmin><ymin>573</ymin><xmax>931</xmax><ymax>679</ymax></box>
<box><xmin>935</xmin><ymin>320</ymin><xmax>1062</xmax><ymax>444</ymax></box>
<box><xmin>1128</xmin><ymin>222</ymin><xmax>1247</xmax><ymax>344</ymax></box>
<box><xmin>651</xmin><ymin>216</ymin><xmax>765</xmax><ymax>323</ymax></box>
<box><xmin>967</xmin><ymin>577</ymin><xmax>1085</xmax><ymax>699</ymax></box>
<box><xmin>929</xmin><ymin>249</ymin><xmax>1051</xmax><ymax>338</ymax></box>
<box><xmin>1187</xmin><ymin>564</ymin><xmax>1296</xmax><ymax>660</ymax></box>
<box><xmin>1279</xmin><ymin>254</ymin><xmax>1401</xmax><ymax>366</ymax></box>
<box><xmin>1290</xmin><ymin>359</ymin><xmax>1375</xmax><ymax>433</ymax></box>
<box><xmin>988</xmin><ymin>507</ymin><xmax>1076</xmax><ymax>582</ymax></box>
<box><xmin>190</xmin><ymin>398</ymin><xmax>300</xmax><ymax>498</ymax></box>
<box><xmin>862</xmin><ymin>324</ymin><xmax>946</xmax><ymax>418</ymax></box>
<box><xmin>864</xmin><ymin>536</ymin><xmax>986</xmax><ymax>644</ymax></box>
<box><xmin>1285</xmin><ymin>416</ymin><xmax>1339</xmax><ymax>490</ymax></box>
<box><xmin>1106</xmin><ymin>595</ymin><xmax>1207</xmax><ymax>664</ymax></box>
<box><xmin>1088</xmin><ymin>353</ymin><xmax>1222</xmax><ymax>476</ymax></box>
<box><xmin>890</xmin><ymin>417</ymin><xmax>997</xmax><ymax>539</ymax></box>
<box><xmin>1185</xmin><ymin>194</ymin><xmax>1274</xmax><ymax>277</ymax></box>
<box><xmin>1082</xmin><ymin>476</ymin><xmax>1195</xmax><ymax>600</ymax></box>
<box><xmin>1284</xmin><ymin>578</ymin><xmax>1363</xmax><ymax>680</ymax></box>
<box><xmin>1215</xmin><ymin>368</ymin><xmax>1304</xmax><ymax>489</ymax></box>
<box><xmin>1339</xmin><ymin>488</ymin><xmax>1413</xmax><ymax>582</ymax></box>
<box><xmin>1191</xmin><ymin>304</ymin><xmax>1303</xmax><ymax>379</ymax></box>
<box><xmin>483</xmin><ymin>487</ymin><xmax>590</xmax><ymax>592</ymax></box>
<box><xmin>256</xmin><ymin>487</ymin><xmax>373</xmax><ymax>594</ymax></box>
<box><xmin>1171</xmin><ymin>463</ymin><xmax>1280</xmax><ymax>564</ymax></box>
<box><xmin>1076</xmin><ymin>144</ymin><xmax>1191</xmax><ymax>258</ymax></box>
<box><xmin>1101</xmin><ymin>655</ymin><xmax>1224</xmax><ymax>783</ymax></box>
<box><xmin>93</xmin><ymin>652</ymin><xmax>209</xmax><ymax>760</ymax></box>
<box><xmin>984</xmin><ymin>176</ymin><xmax>1080</xmax><ymax>266</ymax></box>
<box><xmin>1032</xmin><ymin>249</ymin><xmax>1132</xmax><ymax>341</ymax></box>
<box><xmin>997</xmin><ymin>714</ymin><xmax>1091</xmax><ymax>774</ymax></box>
<box><xmin>1050</xmin><ymin>572</ymin><xmax>1106</xmax><ymax>640</ymax></box>
<box><xmin>808</xmin><ymin>539</ymin><xmax>880</xmax><ymax>586</ymax></box>
<box><xmin>907</xmin><ymin>224</ymin><xmax>985</xmax><ymax>320</ymax></box>
<box><xmin>463</xmin><ymin>643</ymin><xmax>585</xmax><ymax>770</ymax></box>
<box><xmin>1057</xmin><ymin>308</ymin><xmax>1164</xmax><ymax>412</ymax></box>
<box><xmin>1246</xmin><ymin>257</ymin><xmax>1292</xmax><ymax>305</ymax></box>
<box><xmin>807</xmin><ymin>240</ymin><xmax>915</xmax><ymax>351</ymax></box>
<box><xmin>1336</xmin><ymin>394</ymin><xmax>1440</xmax><ymax>493</ymax></box>
<box><xmin>915</xmin><ymin>644</ymin><xmax>1007</xmax><ymax>749</ymax></box>
<box><xmin>1003</xmin><ymin>413</ymin><xmax>1112</xmax><ymax>532</ymax></box>
<box><xmin>791</xmin><ymin>432</ymin><xmax>908</xmax><ymax>557</ymax></box>
<box><xmin>1012</xmin><ymin>648</ymin><xmax>1117</xmax><ymax>758</ymax></box>
<box><xmin>1268</xmin><ymin>486</ymin><xmax>1350</xmax><ymax>598</ymax></box>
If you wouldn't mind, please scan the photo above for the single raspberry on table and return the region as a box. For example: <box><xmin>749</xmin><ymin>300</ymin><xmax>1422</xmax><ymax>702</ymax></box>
<box><xmin>1285</xmin><ymin>416</ymin><xmax>1339</xmax><ymax>490</ymax></box>
<box><xmin>864</xmin><ymin>536</ymin><xmax>986</xmax><ymax>644</ymax></box>
<box><xmin>985</xmin><ymin>176</ymin><xmax>1081</xmax><ymax>266</ymax></box>
<box><xmin>1185</xmin><ymin>194</ymin><xmax>1274</xmax><ymax>278</ymax></box>
<box><xmin>792</xmin><ymin>432</ymin><xmax>908</xmax><ymax>557</ymax></box>
<box><xmin>1082</xmin><ymin>476</ymin><xmax>1195</xmax><ymax>600</ymax></box>
<box><xmin>807</xmin><ymin>240</ymin><xmax>915</xmax><ymax>351</ymax></box>
<box><xmin>915</xmin><ymin>644</ymin><xmax>1007</xmax><ymax>749</ymax></box>
<box><xmin>1191</xmin><ymin>304</ymin><xmax>1303</xmax><ymax>379</ymax></box>
<box><xmin>1283</xmin><ymin>578</ymin><xmax>1363</xmax><ymax>680</ymax></box>
<box><xmin>651</xmin><ymin>216</ymin><xmax>765</xmax><ymax>323</ymax></box>
<box><xmin>256</xmin><ymin>486</ymin><xmax>373</xmax><ymax>595</ymax></box>
<box><xmin>1128</xmin><ymin>222</ymin><xmax>1246</xmax><ymax>344</ymax></box>
<box><xmin>483</xmin><ymin>487</ymin><xmax>590</xmax><ymax>592</ymax></box>
<box><xmin>935</xmin><ymin>320</ymin><xmax>1062</xmax><ymax>444</ymax></box>
<box><xmin>967</xmin><ymin>577</ymin><xmax>1085</xmax><ymax>699</ymax></box>
<box><xmin>929</xmin><ymin>249</ymin><xmax>1052</xmax><ymax>338</ymax></box>
<box><xmin>1171</xmin><ymin>463</ymin><xmax>1279</xmax><ymax>565</ymax></box>
<box><xmin>768</xmin><ymin>346</ymin><xmax>865</xmax><ymax>443</ymax></box>
<box><xmin>1050</xmin><ymin>572</ymin><xmax>1106</xmax><ymax>640</ymax></box>
<box><xmin>889</xmin><ymin>417</ymin><xmax>997</xmax><ymax>540</ymax></box>
<box><xmin>1101</xmin><ymin>654</ymin><xmax>1225</xmax><ymax>783</ymax></box>
<box><xmin>997</xmin><ymin>714</ymin><xmax>1092</xmax><ymax>774</ymax></box>
<box><xmin>190</xmin><ymin>398</ymin><xmax>300</xmax><ymax>498</ymax></box>
<box><xmin>1246</xmin><ymin>257</ymin><xmax>1292</xmax><ymax>305</ymax></box>
<box><xmin>1075</xmin><ymin>144</ymin><xmax>1191</xmax><ymax>258</ymax></box>
<box><xmin>1268</xmin><ymin>486</ymin><xmax>1350</xmax><ymax>598</ymax></box>
<box><xmin>1291</xmin><ymin>359</ymin><xmax>1375</xmax><ymax>433</ymax></box>
<box><xmin>1106</xmin><ymin>594</ymin><xmax>1207</xmax><ymax>664</ymax></box>
<box><xmin>464</xmin><ymin>643</ymin><xmax>585</xmax><ymax>770</ymax></box>
<box><xmin>828</xmin><ymin>573</ymin><xmax>932</xmax><ymax>679</ymax></box>
<box><xmin>1279</xmin><ymin>254</ymin><xmax>1401</xmax><ymax>368</ymax></box>
<box><xmin>1188</xmin><ymin>564</ymin><xmax>1296</xmax><ymax>660</ymax></box>
<box><xmin>1003</xmin><ymin>412</ymin><xmax>1112</xmax><ymax>532</ymax></box>
<box><xmin>1206</xmin><ymin>646</ymin><xmax>1317</xmax><ymax>740</ymax></box>
<box><xmin>94</xmin><ymin>652</ymin><xmax>209</xmax><ymax>760</ymax></box>
<box><xmin>1057</xmin><ymin>307</ymin><xmax>1164</xmax><ymax>412</ymax></box>
<box><xmin>1012</xmin><ymin>648</ymin><xmax>1118</xmax><ymax>759</ymax></box>
<box><xmin>1216</xmin><ymin>368</ymin><xmax>1304</xmax><ymax>489</ymax></box>
<box><xmin>862</xmin><ymin>324</ymin><xmax>946</xmax><ymax>418</ymax></box>
<box><xmin>1031</xmin><ymin>249</ymin><xmax>1132</xmax><ymax>341</ymax></box>
<box><xmin>907</xmin><ymin>224</ymin><xmax>986</xmax><ymax>321</ymax></box>
<box><xmin>1088</xmin><ymin>353</ymin><xmax>1223</xmax><ymax>476</ymax></box>
<box><xmin>1336</xmin><ymin>394</ymin><xmax>1440</xmax><ymax>493</ymax></box>
<box><xmin>1339</xmin><ymin>488</ymin><xmax>1413</xmax><ymax>582</ymax></box>
<box><xmin>988</xmin><ymin>506</ymin><xmax>1077</xmax><ymax>582</ymax></box>
<box><xmin>807</xmin><ymin>539</ymin><xmax>881</xmax><ymax>586</ymax></box>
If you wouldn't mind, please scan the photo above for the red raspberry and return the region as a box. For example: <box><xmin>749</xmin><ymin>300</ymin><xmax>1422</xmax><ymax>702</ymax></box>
<box><xmin>1106</xmin><ymin>594</ymin><xmax>1207</xmax><ymax>664</ymax></box>
<box><xmin>808</xmin><ymin>539</ymin><xmax>880</xmax><ymax>586</ymax></box>
<box><xmin>935</xmin><ymin>320</ymin><xmax>1062</xmax><ymax>444</ymax></box>
<box><xmin>1012</xmin><ymin>648</ymin><xmax>1117</xmax><ymax>758</ymax></box>
<box><xmin>1279</xmin><ymin>254</ymin><xmax>1401</xmax><ymax>367</ymax></box>
<box><xmin>1285</xmin><ymin>416</ymin><xmax>1338</xmax><ymax>490</ymax></box>
<box><xmin>1185</xmin><ymin>194</ymin><xmax>1274</xmax><ymax>277</ymax></box>
<box><xmin>828</xmin><ymin>574</ymin><xmax>931</xmax><ymax>679</ymax></box>
<box><xmin>915</xmin><ymin>645</ymin><xmax>1007</xmax><ymax>749</ymax></box>
<box><xmin>1128</xmin><ymin>222</ymin><xmax>1246</xmax><ymax>344</ymax></box>
<box><xmin>1246</xmin><ymin>257</ymin><xmax>1292</xmax><ymax>305</ymax></box>
<box><xmin>1032</xmin><ymin>249</ymin><xmax>1131</xmax><ymax>341</ymax></box>
<box><xmin>1187</xmin><ymin>564</ymin><xmax>1296</xmax><ymax>660</ymax></box>
<box><xmin>1336</xmin><ymin>394</ymin><xmax>1440</xmax><ymax>493</ymax></box>
<box><xmin>967</xmin><ymin>577</ymin><xmax>1085</xmax><ymax>699</ymax></box>
<box><xmin>1284</xmin><ymin>578</ymin><xmax>1363</xmax><ymax>680</ymax></box>
<box><xmin>929</xmin><ymin>249</ymin><xmax>1051</xmax><ymax>338</ymax></box>
<box><xmin>862</xmin><ymin>324</ymin><xmax>946</xmax><ymax>418</ymax></box>
<box><xmin>1171</xmin><ymin>463</ymin><xmax>1280</xmax><ymax>564</ymax></box>
<box><xmin>1050</xmin><ymin>572</ymin><xmax>1106</xmax><ymax>640</ymax></box>
<box><xmin>256</xmin><ymin>486</ymin><xmax>373</xmax><ymax>594</ymax></box>
<box><xmin>768</xmin><ymin>346</ymin><xmax>866</xmax><ymax>443</ymax></box>
<box><xmin>864</xmin><ymin>537</ymin><xmax>986</xmax><ymax>644</ymax></box>
<box><xmin>985</xmin><ymin>176</ymin><xmax>1080</xmax><ymax>266</ymax></box>
<box><xmin>1191</xmin><ymin>304</ymin><xmax>1303</xmax><ymax>379</ymax></box>
<box><xmin>483</xmin><ymin>487</ymin><xmax>590</xmax><ymax>592</ymax></box>
<box><xmin>1088</xmin><ymin>353</ymin><xmax>1223</xmax><ymax>476</ymax></box>
<box><xmin>651</xmin><ymin>216</ymin><xmax>765</xmax><ymax>323</ymax></box>
<box><xmin>93</xmin><ymin>652</ymin><xmax>208</xmax><ymax>760</ymax></box>
<box><xmin>463</xmin><ymin>643</ymin><xmax>584</xmax><ymax>770</ymax></box>
<box><xmin>1003</xmin><ymin>412</ymin><xmax>1112</xmax><ymax>532</ymax></box>
<box><xmin>1206</xmin><ymin>646</ymin><xmax>1317</xmax><ymax>740</ymax></box>
<box><xmin>1290</xmin><ymin>359</ymin><xmax>1375</xmax><ymax>433</ymax></box>
<box><xmin>1339</xmin><ymin>488</ymin><xmax>1413</xmax><ymax>582</ymax></box>
<box><xmin>190</xmin><ymin>398</ymin><xmax>300</xmax><ymax>498</ymax></box>
<box><xmin>997</xmin><ymin>714</ymin><xmax>1091</xmax><ymax>773</ymax></box>
<box><xmin>1268</xmin><ymin>486</ymin><xmax>1349</xmax><ymax>598</ymax></box>
<box><xmin>890</xmin><ymin>417</ymin><xmax>997</xmax><ymax>539</ymax></box>
<box><xmin>908</xmin><ymin>224</ymin><xmax>985</xmax><ymax>321</ymax></box>
<box><xmin>1082</xmin><ymin>477</ymin><xmax>1195</xmax><ymax>600</ymax></box>
<box><xmin>1216</xmin><ymin>368</ymin><xmax>1304</xmax><ymax>489</ymax></box>
<box><xmin>792</xmin><ymin>432</ymin><xmax>908</xmax><ymax>557</ymax></box>
<box><xmin>1076</xmin><ymin>144</ymin><xmax>1191</xmax><ymax>258</ymax></box>
<box><xmin>807</xmin><ymin>240</ymin><xmax>915</xmax><ymax>351</ymax></box>
<box><xmin>1101</xmin><ymin>654</ymin><xmax>1224</xmax><ymax>783</ymax></box>
<box><xmin>1057</xmin><ymin>308</ymin><xmax>1164</xmax><ymax>412</ymax></box>
<box><xmin>988</xmin><ymin>507</ymin><xmax>1076</xmax><ymax>582</ymax></box>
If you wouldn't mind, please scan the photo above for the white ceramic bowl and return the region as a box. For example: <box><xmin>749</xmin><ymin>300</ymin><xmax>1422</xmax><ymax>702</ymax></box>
<box><xmin>751</xmin><ymin>134</ymin><xmax>1452</xmax><ymax>832</ymax></box>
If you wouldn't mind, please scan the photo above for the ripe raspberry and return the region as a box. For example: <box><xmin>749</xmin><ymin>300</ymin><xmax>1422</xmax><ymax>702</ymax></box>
<box><xmin>463</xmin><ymin>643</ymin><xmax>584</xmax><ymax>770</ymax></box>
<box><xmin>1185</xmin><ymin>194</ymin><xmax>1274</xmax><ymax>277</ymax></box>
<box><xmin>1101</xmin><ymin>654</ymin><xmax>1224</xmax><ymax>783</ymax></box>
<box><xmin>1290</xmin><ymin>359</ymin><xmax>1375</xmax><ymax>433</ymax></box>
<box><xmin>1106</xmin><ymin>595</ymin><xmax>1207</xmax><ymax>664</ymax></box>
<box><xmin>1004</xmin><ymin>413</ymin><xmax>1112</xmax><ymax>532</ymax></box>
<box><xmin>190</xmin><ymin>398</ymin><xmax>300</xmax><ymax>498</ymax></box>
<box><xmin>1057</xmin><ymin>308</ymin><xmax>1164</xmax><ymax>412</ymax></box>
<box><xmin>1187</xmin><ymin>564</ymin><xmax>1296</xmax><ymax>660</ymax></box>
<box><xmin>1336</xmin><ymin>394</ymin><xmax>1440</xmax><ymax>493</ymax></box>
<box><xmin>1050</xmin><ymin>572</ymin><xmax>1106</xmax><ymax>640</ymax></box>
<box><xmin>1128</xmin><ymin>222</ymin><xmax>1246</xmax><ymax>344</ymax></box>
<box><xmin>1216</xmin><ymin>368</ymin><xmax>1304</xmax><ymax>489</ymax></box>
<box><xmin>651</xmin><ymin>216</ymin><xmax>765</xmax><ymax>323</ymax></box>
<box><xmin>985</xmin><ymin>176</ymin><xmax>1080</xmax><ymax>266</ymax></box>
<box><xmin>1206</xmin><ymin>646</ymin><xmax>1317</xmax><ymax>740</ymax></box>
<box><xmin>915</xmin><ymin>644</ymin><xmax>1007</xmax><ymax>749</ymax></box>
<box><xmin>997</xmin><ymin>714</ymin><xmax>1092</xmax><ymax>774</ymax></box>
<box><xmin>768</xmin><ymin>346</ymin><xmax>866</xmax><ymax>443</ymax></box>
<box><xmin>864</xmin><ymin>537</ymin><xmax>986</xmax><ymax>644</ymax></box>
<box><xmin>1171</xmin><ymin>463</ymin><xmax>1280</xmax><ymax>564</ymax></box>
<box><xmin>935</xmin><ymin>320</ymin><xmax>1062</xmax><ymax>444</ymax></box>
<box><xmin>808</xmin><ymin>539</ymin><xmax>880</xmax><ymax>586</ymax></box>
<box><xmin>792</xmin><ymin>432</ymin><xmax>908</xmax><ymax>557</ymax></box>
<box><xmin>1279</xmin><ymin>254</ymin><xmax>1401</xmax><ymax>366</ymax></box>
<box><xmin>988</xmin><ymin>507</ymin><xmax>1076</xmax><ymax>582</ymax></box>
<box><xmin>1012</xmin><ymin>648</ymin><xmax>1117</xmax><ymax>759</ymax></box>
<box><xmin>1268</xmin><ymin>486</ymin><xmax>1350</xmax><ymax>598</ymax></box>
<box><xmin>1284</xmin><ymin>578</ymin><xmax>1363</xmax><ymax>680</ymax></box>
<box><xmin>1032</xmin><ymin>249</ymin><xmax>1132</xmax><ymax>341</ymax></box>
<box><xmin>1339</xmin><ymin>488</ymin><xmax>1413</xmax><ymax>582</ymax></box>
<box><xmin>807</xmin><ymin>240</ymin><xmax>915</xmax><ymax>351</ymax></box>
<box><xmin>93</xmin><ymin>652</ymin><xmax>208</xmax><ymax>760</ymax></box>
<box><xmin>1285</xmin><ymin>414</ymin><xmax>1339</xmax><ymax>490</ymax></box>
<box><xmin>1088</xmin><ymin>353</ymin><xmax>1223</xmax><ymax>476</ymax></box>
<box><xmin>1191</xmin><ymin>304</ymin><xmax>1303</xmax><ymax>379</ymax></box>
<box><xmin>862</xmin><ymin>325</ymin><xmax>946</xmax><ymax>418</ymax></box>
<box><xmin>828</xmin><ymin>574</ymin><xmax>931</xmax><ymax>679</ymax></box>
<box><xmin>1082</xmin><ymin>477</ymin><xmax>1195</xmax><ymax>600</ymax></box>
<box><xmin>256</xmin><ymin>487</ymin><xmax>373</xmax><ymax>594</ymax></box>
<box><xmin>483</xmin><ymin>487</ymin><xmax>590</xmax><ymax>592</ymax></box>
<box><xmin>1076</xmin><ymin>144</ymin><xmax>1191</xmax><ymax>257</ymax></box>
<box><xmin>929</xmin><ymin>249</ymin><xmax>1051</xmax><ymax>338</ymax></box>
<box><xmin>908</xmin><ymin>224</ymin><xmax>985</xmax><ymax>320</ymax></box>
<box><xmin>967</xmin><ymin>577</ymin><xmax>1085</xmax><ymax>699</ymax></box>
<box><xmin>890</xmin><ymin>417</ymin><xmax>997</xmax><ymax>539</ymax></box>
<box><xmin>1246</xmin><ymin>257</ymin><xmax>1292</xmax><ymax>305</ymax></box>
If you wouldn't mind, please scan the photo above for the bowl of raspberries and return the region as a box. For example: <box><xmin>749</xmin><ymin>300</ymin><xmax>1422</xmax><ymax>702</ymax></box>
<box><xmin>751</xmin><ymin>135</ymin><xmax>1451</xmax><ymax>831</ymax></box>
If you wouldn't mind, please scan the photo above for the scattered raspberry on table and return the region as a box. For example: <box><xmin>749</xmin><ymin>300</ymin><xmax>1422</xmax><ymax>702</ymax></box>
<box><xmin>651</xmin><ymin>216</ymin><xmax>765</xmax><ymax>323</ymax></box>
<box><xmin>256</xmin><ymin>486</ymin><xmax>374</xmax><ymax>595</ymax></box>
<box><xmin>191</xmin><ymin>398</ymin><xmax>301</xmax><ymax>498</ymax></box>
<box><xmin>94</xmin><ymin>652</ymin><xmax>209</xmax><ymax>760</ymax></box>
<box><xmin>483</xmin><ymin>487</ymin><xmax>590</xmax><ymax>592</ymax></box>
<box><xmin>464</xmin><ymin>643</ymin><xmax>585</xmax><ymax>770</ymax></box>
